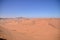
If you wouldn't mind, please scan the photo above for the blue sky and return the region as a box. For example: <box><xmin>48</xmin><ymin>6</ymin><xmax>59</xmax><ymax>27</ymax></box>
<box><xmin>0</xmin><ymin>0</ymin><xmax>60</xmax><ymax>18</ymax></box>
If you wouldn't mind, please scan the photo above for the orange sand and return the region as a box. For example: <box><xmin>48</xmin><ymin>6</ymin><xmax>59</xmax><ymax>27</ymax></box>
<box><xmin>0</xmin><ymin>18</ymin><xmax>60</xmax><ymax>40</ymax></box>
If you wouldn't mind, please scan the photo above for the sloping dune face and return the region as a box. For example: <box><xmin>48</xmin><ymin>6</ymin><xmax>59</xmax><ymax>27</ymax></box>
<box><xmin>0</xmin><ymin>18</ymin><xmax>60</xmax><ymax>40</ymax></box>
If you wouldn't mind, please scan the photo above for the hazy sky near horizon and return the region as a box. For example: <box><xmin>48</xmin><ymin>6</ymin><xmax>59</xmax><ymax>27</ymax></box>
<box><xmin>0</xmin><ymin>0</ymin><xmax>60</xmax><ymax>18</ymax></box>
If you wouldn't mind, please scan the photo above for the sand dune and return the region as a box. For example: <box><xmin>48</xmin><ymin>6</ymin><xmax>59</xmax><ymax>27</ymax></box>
<box><xmin>0</xmin><ymin>18</ymin><xmax>60</xmax><ymax>40</ymax></box>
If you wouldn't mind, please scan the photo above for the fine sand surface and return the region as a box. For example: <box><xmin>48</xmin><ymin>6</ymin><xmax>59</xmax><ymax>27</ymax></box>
<box><xmin>0</xmin><ymin>18</ymin><xmax>60</xmax><ymax>40</ymax></box>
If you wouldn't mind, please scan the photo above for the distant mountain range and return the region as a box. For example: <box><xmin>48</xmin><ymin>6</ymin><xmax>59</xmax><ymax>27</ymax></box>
<box><xmin>0</xmin><ymin>17</ymin><xmax>30</xmax><ymax>20</ymax></box>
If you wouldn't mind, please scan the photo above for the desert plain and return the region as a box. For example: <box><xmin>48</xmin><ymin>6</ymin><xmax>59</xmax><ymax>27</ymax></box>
<box><xmin>0</xmin><ymin>18</ymin><xmax>60</xmax><ymax>40</ymax></box>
